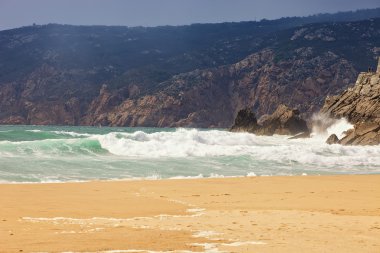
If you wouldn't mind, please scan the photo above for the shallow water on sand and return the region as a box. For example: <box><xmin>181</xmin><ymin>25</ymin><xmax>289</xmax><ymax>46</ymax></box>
<box><xmin>0</xmin><ymin>125</ymin><xmax>379</xmax><ymax>183</ymax></box>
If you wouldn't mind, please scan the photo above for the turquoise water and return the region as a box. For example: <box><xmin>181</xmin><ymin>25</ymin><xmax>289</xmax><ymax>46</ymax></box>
<box><xmin>0</xmin><ymin>125</ymin><xmax>380</xmax><ymax>183</ymax></box>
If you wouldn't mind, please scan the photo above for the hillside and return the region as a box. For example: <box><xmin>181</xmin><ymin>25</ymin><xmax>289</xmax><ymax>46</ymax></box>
<box><xmin>0</xmin><ymin>9</ymin><xmax>379</xmax><ymax>126</ymax></box>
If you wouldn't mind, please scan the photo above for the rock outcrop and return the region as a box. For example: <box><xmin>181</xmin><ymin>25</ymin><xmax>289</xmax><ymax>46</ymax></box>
<box><xmin>230</xmin><ymin>108</ymin><xmax>259</xmax><ymax>132</ymax></box>
<box><xmin>321</xmin><ymin>58</ymin><xmax>380</xmax><ymax>145</ymax></box>
<box><xmin>255</xmin><ymin>105</ymin><xmax>309</xmax><ymax>136</ymax></box>
<box><xmin>338</xmin><ymin>123</ymin><xmax>380</xmax><ymax>145</ymax></box>
<box><xmin>326</xmin><ymin>134</ymin><xmax>339</xmax><ymax>144</ymax></box>
<box><xmin>231</xmin><ymin>104</ymin><xmax>310</xmax><ymax>136</ymax></box>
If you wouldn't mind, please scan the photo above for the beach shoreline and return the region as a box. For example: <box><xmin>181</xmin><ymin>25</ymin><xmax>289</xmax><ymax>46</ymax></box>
<box><xmin>1</xmin><ymin>175</ymin><xmax>380</xmax><ymax>252</ymax></box>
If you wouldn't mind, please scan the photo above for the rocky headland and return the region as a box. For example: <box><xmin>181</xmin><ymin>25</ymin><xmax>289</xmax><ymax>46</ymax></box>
<box><xmin>320</xmin><ymin>58</ymin><xmax>380</xmax><ymax>145</ymax></box>
<box><xmin>230</xmin><ymin>58</ymin><xmax>380</xmax><ymax>145</ymax></box>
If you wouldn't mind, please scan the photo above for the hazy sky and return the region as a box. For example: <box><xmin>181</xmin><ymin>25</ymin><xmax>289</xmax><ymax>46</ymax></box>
<box><xmin>0</xmin><ymin>0</ymin><xmax>379</xmax><ymax>30</ymax></box>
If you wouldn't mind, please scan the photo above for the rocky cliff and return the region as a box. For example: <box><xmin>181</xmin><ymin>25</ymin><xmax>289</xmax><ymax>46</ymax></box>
<box><xmin>82</xmin><ymin>48</ymin><xmax>360</xmax><ymax>127</ymax></box>
<box><xmin>0</xmin><ymin>15</ymin><xmax>379</xmax><ymax>127</ymax></box>
<box><xmin>320</xmin><ymin>58</ymin><xmax>380</xmax><ymax>145</ymax></box>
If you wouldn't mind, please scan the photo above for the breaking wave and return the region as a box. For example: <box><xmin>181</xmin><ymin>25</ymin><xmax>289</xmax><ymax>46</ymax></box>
<box><xmin>96</xmin><ymin>129</ymin><xmax>263</xmax><ymax>157</ymax></box>
<box><xmin>0</xmin><ymin>125</ymin><xmax>379</xmax><ymax>183</ymax></box>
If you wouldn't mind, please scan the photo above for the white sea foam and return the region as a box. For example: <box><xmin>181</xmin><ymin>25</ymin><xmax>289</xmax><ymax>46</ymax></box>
<box><xmin>169</xmin><ymin>174</ymin><xmax>204</xmax><ymax>180</ymax></box>
<box><xmin>221</xmin><ymin>241</ymin><xmax>266</xmax><ymax>246</ymax></box>
<box><xmin>189</xmin><ymin>243</ymin><xmax>222</xmax><ymax>253</ymax></box>
<box><xmin>50</xmin><ymin>130</ymin><xmax>92</xmax><ymax>137</ymax></box>
<box><xmin>192</xmin><ymin>230</ymin><xmax>221</xmax><ymax>238</ymax></box>
<box><xmin>187</xmin><ymin>208</ymin><xmax>206</xmax><ymax>213</ymax></box>
<box><xmin>93</xmin><ymin>128</ymin><xmax>380</xmax><ymax>169</ymax></box>
<box><xmin>1</xmin><ymin>126</ymin><xmax>380</xmax><ymax>183</ymax></box>
<box><xmin>96</xmin><ymin>129</ymin><xmax>262</xmax><ymax>158</ymax></box>
<box><xmin>326</xmin><ymin>118</ymin><xmax>353</xmax><ymax>139</ymax></box>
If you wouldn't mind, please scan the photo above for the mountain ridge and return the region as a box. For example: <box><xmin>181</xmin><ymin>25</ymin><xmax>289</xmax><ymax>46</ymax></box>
<box><xmin>0</xmin><ymin>9</ymin><xmax>379</xmax><ymax>126</ymax></box>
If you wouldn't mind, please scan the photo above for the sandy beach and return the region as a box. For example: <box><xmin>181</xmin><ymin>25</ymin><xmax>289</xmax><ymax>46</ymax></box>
<box><xmin>1</xmin><ymin>175</ymin><xmax>380</xmax><ymax>253</ymax></box>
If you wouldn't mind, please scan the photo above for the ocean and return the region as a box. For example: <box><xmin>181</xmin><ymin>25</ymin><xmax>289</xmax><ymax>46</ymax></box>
<box><xmin>0</xmin><ymin>124</ymin><xmax>379</xmax><ymax>183</ymax></box>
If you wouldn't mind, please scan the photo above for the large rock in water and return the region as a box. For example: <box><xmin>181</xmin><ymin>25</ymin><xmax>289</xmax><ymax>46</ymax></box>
<box><xmin>231</xmin><ymin>104</ymin><xmax>309</xmax><ymax>136</ymax></box>
<box><xmin>326</xmin><ymin>134</ymin><xmax>339</xmax><ymax>144</ymax></box>
<box><xmin>230</xmin><ymin>108</ymin><xmax>259</xmax><ymax>132</ymax></box>
<box><xmin>321</xmin><ymin>58</ymin><xmax>380</xmax><ymax>145</ymax></box>
<box><xmin>255</xmin><ymin>105</ymin><xmax>309</xmax><ymax>136</ymax></box>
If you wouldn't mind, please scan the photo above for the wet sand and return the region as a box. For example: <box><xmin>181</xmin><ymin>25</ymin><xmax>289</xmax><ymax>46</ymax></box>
<box><xmin>1</xmin><ymin>175</ymin><xmax>380</xmax><ymax>252</ymax></box>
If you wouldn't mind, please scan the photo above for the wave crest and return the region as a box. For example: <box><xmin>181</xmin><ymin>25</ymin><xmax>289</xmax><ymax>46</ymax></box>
<box><xmin>96</xmin><ymin>129</ymin><xmax>260</xmax><ymax>157</ymax></box>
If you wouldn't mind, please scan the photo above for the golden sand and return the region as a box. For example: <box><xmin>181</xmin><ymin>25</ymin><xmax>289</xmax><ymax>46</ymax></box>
<box><xmin>1</xmin><ymin>175</ymin><xmax>380</xmax><ymax>252</ymax></box>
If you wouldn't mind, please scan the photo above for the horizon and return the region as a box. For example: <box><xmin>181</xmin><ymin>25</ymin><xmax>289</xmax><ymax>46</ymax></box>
<box><xmin>0</xmin><ymin>0</ymin><xmax>379</xmax><ymax>31</ymax></box>
<box><xmin>2</xmin><ymin>7</ymin><xmax>380</xmax><ymax>32</ymax></box>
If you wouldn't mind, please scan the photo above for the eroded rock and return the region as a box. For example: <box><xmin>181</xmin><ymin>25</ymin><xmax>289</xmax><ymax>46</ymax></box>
<box><xmin>256</xmin><ymin>105</ymin><xmax>309</xmax><ymax>136</ymax></box>
<box><xmin>231</xmin><ymin>104</ymin><xmax>310</xmax><ymax>136</ymax></box>
<box><xmin>321</xmin><ymin>58</ymin><xmax>380</xmax><ymax>145</ymax></box>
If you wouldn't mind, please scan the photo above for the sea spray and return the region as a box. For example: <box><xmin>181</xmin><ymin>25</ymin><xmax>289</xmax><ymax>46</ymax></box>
<box><xmin>326</xmin><ymin>118</ymin><xmax>353</xmax><ymax>139</ymax></box>
<box><xmin>310</xmin><ymin>113</ymin><xmax>353</xmax><ymax>139</ymax></box>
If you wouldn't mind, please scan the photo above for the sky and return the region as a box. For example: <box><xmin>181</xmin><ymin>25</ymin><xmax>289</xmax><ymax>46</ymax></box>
<box><xmin>0</xmin><ymin>0</ymin><xmax>379</xmax><ymax>30</ymax></box>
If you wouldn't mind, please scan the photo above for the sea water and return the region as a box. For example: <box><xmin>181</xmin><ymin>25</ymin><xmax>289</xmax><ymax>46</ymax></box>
<box><xmin>0</xmin><ymin>124</ymin><xmax>379</xmax><ymax>183</ymax></box>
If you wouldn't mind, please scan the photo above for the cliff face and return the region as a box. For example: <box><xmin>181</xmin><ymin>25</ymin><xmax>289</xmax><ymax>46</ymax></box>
<box><xmin>321</xmin><ymin>68</ymin><xmax>380</xmax><ymax>124</ymax></box>
<box><xmin>0</xmin><ymin>17</ymin><xmax>379</xmax><ymax>127</ymax></box>
<box><xmin>321</xmin><ymin>58</ymin><xmax>380</xmax><ymax>145</ymax></box>
<box><xmin>0</xmin><ymin>65</ymin><xmax>99</xmax><ymax>125</ymax></box>
<box><xmin>83</xmin><ymin>49</ymin><xmax>357</xmax><ymax>127</ymax></box>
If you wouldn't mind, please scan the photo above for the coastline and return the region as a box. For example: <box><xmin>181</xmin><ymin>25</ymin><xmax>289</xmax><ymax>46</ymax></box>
<box><xmin>1</xmin><ymin>175</ymin><xmax>380</xmax><ymax>252</ymax></box>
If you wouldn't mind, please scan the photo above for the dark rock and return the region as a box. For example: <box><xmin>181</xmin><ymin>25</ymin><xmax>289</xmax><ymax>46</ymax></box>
<box><xmin>326</xmin><ymin>134</ymin><xmax>340</xmax><ymax>144</ymax></box>
<box><xmin>255</xmin><ymin>105</ymin><xmax>309</xmax><ymax>136</ymax></box>
<box><xmin>230</xmin><ymin>108</ymin><xmax>259</xmax><ymax>132</ymax></box>
<box><xmin>231</xmin><ymin>104</ymin><xmax>310</xmax><ymax>136</ymax></box>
